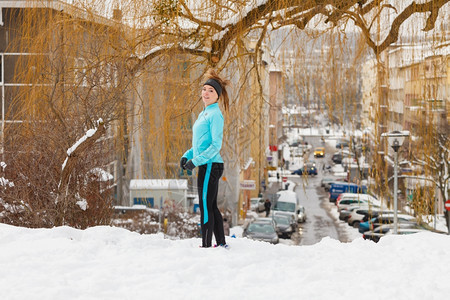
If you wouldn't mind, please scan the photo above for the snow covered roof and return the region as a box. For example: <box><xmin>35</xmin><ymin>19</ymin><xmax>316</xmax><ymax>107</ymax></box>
<box><xmin>242</xmin><ymin>157</ymin><xmax>254</xmax><ymax>171</ymax></box>
<box><xmin>130</xmin><ymin>179</ymin><xmax>188</xmax><ymax>190</ymax></box>
<box><xmin>0</xmin><ymin>0</ymin><xmax>118</xmax><ymax>28</ymax></box>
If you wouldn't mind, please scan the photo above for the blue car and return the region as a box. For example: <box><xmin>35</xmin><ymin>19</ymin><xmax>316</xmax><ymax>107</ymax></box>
<box><xmin>359</xmin><ymin>217</ymin><xmax>376</xmax><ymax>233</ymax></box>
<box><xmin>292</xmin><ymin>166</ymin><xmax>318</xmax><ymax>176</ymax></box>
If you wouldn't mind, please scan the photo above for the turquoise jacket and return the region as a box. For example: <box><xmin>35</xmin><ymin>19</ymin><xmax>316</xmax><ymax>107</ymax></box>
<box><xmin>183</xmin><ymin>102</ymin><xmax>224</xmax><ymax>166</ymax></box>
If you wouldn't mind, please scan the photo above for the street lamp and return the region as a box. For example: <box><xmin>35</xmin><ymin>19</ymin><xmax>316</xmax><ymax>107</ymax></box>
<box><xmin>269</xmin><ymin>124</ymin><xmax>275</xmax><ymax>145</ymax></box>
<box><xmin>381</xmin><ymin>130</ymin><xmax>409</xmax><ymax>234</ymax></box>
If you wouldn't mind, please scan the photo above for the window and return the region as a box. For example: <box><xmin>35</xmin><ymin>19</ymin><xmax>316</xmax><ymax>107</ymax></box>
<box><xmin>133</xmin><ymin>197</ymin><xmax>154</xmax><ymax>207</ymax></box>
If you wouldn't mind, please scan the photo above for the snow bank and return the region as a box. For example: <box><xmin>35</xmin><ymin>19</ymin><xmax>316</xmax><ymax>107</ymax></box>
<box><xmin>0</xmin><ymin>224</ymin><xmax>449</xmax><ymax>299</ymax></box>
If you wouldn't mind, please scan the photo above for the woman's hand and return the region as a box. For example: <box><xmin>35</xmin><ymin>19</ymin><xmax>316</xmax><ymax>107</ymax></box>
<box><xmin>184</xmin><ymin>160</ymin><xmax>195</xmax><ymax>171</ymax></box>
<box><xmin>180</xmin><ymin>157</ymin><xmax>188</xmax><ymax>169</ymax></box>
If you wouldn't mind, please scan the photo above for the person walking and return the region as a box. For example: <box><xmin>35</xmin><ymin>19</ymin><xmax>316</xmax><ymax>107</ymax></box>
<box><xmin>223</xmin><ymin>218</ymin><xmax>230</xmax><ymax>236</ymax></box>
<box><xmin>180</xmin><ymin>69</ymin><xmax>230</xmax><ymax>248</ymax></box>
<box><xmin>264</xmin><ymin>199</ymin><xmax>271</xmax><ymax>217</ymax></box>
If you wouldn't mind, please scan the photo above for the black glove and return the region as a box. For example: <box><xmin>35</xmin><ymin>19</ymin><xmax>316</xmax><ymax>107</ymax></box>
<box><xmin>184</xmin><ymin>160</ymin><xmax>195</xmax><ymax>171</ymax></box>
<box><xmin>180</xmin><ymin>157</ymin><xmax>188</xmax><ymax>170</ymax></box>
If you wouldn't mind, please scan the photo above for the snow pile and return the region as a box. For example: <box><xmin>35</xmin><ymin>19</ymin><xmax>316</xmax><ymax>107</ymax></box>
<box><xmin>0</xmin><ymin>223</ymin><xmax>449</xmax><ymax>299</ymax></box>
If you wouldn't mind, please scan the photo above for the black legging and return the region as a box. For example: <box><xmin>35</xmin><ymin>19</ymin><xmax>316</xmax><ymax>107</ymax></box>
<box><xmin>197</xmin><ymin>163</ymin><xmax>225</xmax><ymax>247</ymax></box>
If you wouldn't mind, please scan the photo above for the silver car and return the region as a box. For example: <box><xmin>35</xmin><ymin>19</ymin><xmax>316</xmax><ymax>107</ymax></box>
<box><xmin>272</xmin><ymin>215</ymin><xmax>294</xmax><ymax>238</ymax></box>
<box><xmin>297</xmin><ymin>206</ymin><xmax>306</xmax><ymax>223</ymax></box>
<box><xmin>243</xmin><ymin>221</ymin><xmax>279</xmax><ymax>244</ymax></box>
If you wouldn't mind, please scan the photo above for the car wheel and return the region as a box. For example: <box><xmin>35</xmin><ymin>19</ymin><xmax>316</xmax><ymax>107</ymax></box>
<box><xmin>352</xmin><ymin>221</ymin><xmax>360</xmax><ymax>228</ymax></box>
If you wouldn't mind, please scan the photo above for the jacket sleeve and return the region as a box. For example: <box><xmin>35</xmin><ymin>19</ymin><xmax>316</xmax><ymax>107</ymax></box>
<box><xmin>192</xmin><ymin>112</ymin><xmax>224</xmax><ymax>166</ymax></box>
<box><xmin>182</xmin><ymin>148</ymin><xmax>194</xmax><ymax>160</ymax></box>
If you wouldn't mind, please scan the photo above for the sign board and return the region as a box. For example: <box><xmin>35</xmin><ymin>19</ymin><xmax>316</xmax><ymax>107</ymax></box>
<box><xmin>282</xmin><ymin>177</ymin><xmax>287</xmax><ymax>183</ymax></box>
<box><xmin>240</xmin><ymin>180</ymin><xmax>256</xmax><ymax>190</ymax></box>
<box><xmin>445</xmin><ymin>200</ymin><xmax>450</xmax><ymax>211</ymax></box>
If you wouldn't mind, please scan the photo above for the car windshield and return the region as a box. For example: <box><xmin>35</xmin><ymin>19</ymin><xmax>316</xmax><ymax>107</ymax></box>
<box><xmin>248</xmin><ymin>223</ymin><xmax>275</xmax><ymax>234</ymax></box>
<box><xmin>274</xmin><ymin>201</ymin><xmax>296</xmax><ymax>212</ymax></box>
<box><xmin>273</xmin><ymin>216</ymin><xmax>290</xmax><ymax>225</ymax></box>
<box><xmin>250</xmin><ymin>199</ymin><xmax>258</xmax><ymax>204</ymax></box>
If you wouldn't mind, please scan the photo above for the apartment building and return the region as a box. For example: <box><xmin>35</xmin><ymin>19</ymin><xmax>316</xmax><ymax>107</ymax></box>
<box><xmin>0</xmin><ymin>1</ymin><xmax>127</xmax><ymax>202</ymax></box>
<box><xmin>361</xmin><ymin>41</ymin><xmax>449</xmax><ymax>134</ymax></box>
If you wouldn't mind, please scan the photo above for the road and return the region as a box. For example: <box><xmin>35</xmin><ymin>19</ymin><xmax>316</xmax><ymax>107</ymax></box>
<box><xmin>265</xmin><ymin>136</ymin><xmax>355</xmax><ymax>246</ymax></box>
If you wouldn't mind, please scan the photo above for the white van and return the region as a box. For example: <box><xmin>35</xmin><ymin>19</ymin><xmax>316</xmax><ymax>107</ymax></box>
<box><xmin>273</xmin><ymin>190</ymin><xmax>300</xmax><ymax>223</ymax></box>
<box><xmin>250</xmin><ymin>197</ymin><xmax>265</xmax><ymax>212</ymax></box>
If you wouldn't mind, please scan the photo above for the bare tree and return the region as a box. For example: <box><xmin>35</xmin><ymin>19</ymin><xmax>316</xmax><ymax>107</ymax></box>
<box><xmin>1</xmin><ymin>1</ymin><xmax>447</xmax><ymax>228</ymax></box>
<box><xmin>127</xmin><ymin>0</ymin><xmax>448</xmax><ymax>72</ymax></box>
<box><xmin>1</xmin><ymin>8</ymin><xmax>133</xmax><ymax>227</ymax></box>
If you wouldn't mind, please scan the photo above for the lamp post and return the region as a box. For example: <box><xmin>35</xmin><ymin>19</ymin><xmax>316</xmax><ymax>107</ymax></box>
<box><xmin>381</xmin><ymin>130</ymin><xmax>409</xmax><ymax>234</ymax></box>
<box><xmin>269</xmin><ymin>124</ymin><xmax>275</xmax><ymax>147</ymax></box>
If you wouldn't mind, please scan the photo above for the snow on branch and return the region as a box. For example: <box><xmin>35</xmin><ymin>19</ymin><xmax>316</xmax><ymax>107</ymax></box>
<box><xmin>131</xmin><ymin>0</ymin><xmax>448</xmax><ymax>69</ymax></box>
<box><xmin>59</xmin><ymin>119</ymin><xmax>106</xmax><ymax>193</ymax></box>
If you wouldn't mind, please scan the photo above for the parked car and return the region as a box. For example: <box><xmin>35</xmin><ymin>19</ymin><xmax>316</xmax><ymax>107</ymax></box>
<box><xmin>313</xmin><ymin>147</ymin><xmax>325</xmax><ymax>158</ymax></box>
<box><xmin>254</xmin><ymin>217</ymin><xmax>277</xmax><ymax>229</ymax></box>
<box><xmin>337</xmin><ymin>198</ymin><xmax>380</xmax><ymax>213</ymax></box>
<box><xmin>321</xmin><ymin>177</ymin><xmax>347</xmax><ymax>191</ymax></box>
<box><xmin>339</xmin><ymin>205</ymin><xmax>362</xmax><ymax>222</ymax></box>
<box><xmin>273</xmin><ymin>211</ymin><xmax>298</xmax><ymax>229</ymax></box>
<box><xmin>347</xmin><ymin>207</ymin><xmax>387</xmax><ymax>228</ymax></box>
<box><xmin>242</xmin><ymin>220</ymin><xmax>279</xmax><ymax>244</ymax></box>
<box><xmin>292</xmin><ymin>165</ymin><xmax>318</xmax><ymax>176</ymax></box>
<box><xmin>336</xmin><ymin>193</ymin><xmax>381</xmax><ymax>211</ymax></box>
<box><xmin>250</xmin><ymin>197</ymin><xmax>265</xmax><ymax>212</ymax></box>
<box><xmin>362</xmin><ymin>223</ymin><xmax>433</xmax><ymax>242</ymax></box>
<box><xmin>297</xmin><ymin>206</ymin><xmax>306</xmax><ymax>223</ymax></box>
<box><xmin>332</xmin><ymin>149</ymin><xmax>355</xmax><ymax>164</ymax></box>
<box><xmin>331</xmin><ymin>153</ymin><xmax>343</xmax><ymax>164</ymax></box>
<box><xmin>340</xmin><ymin>149</ymin><xmax>355</xmax><ymax>157</ymax></box>
<box><xmin>341</xmin><ymin>157</ymin><xmax>356</xmax><ymax>168</ymax></box>
<box><xmin>359</xmin><ymin>214</ymin><xmax>416</xmax><ymax>233</ymax></box>
<box><xmin>336</xmin><ymin>140</ymin><xmax>349</xmax><ymax>149</ymax></box>
<box><xmin>336</xmin><ymin>193</ymin><xmax>379</xmax><ymax>205</ymax></box>
<box><xmin>321</xmin><ymin>177</ymin><xmax>334</xmax><ymax>188</ymax></box>
<box><xmin>272</xmin><ymin>214</ymin><xmax>295</xmax><ymax>238</ymax></box>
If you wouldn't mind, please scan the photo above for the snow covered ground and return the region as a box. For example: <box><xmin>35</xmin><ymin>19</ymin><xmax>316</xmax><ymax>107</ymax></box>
<box><xmin>1</xmin><ymin>223</ymin><xmax>449</xmax><ymax>299</ymax></box>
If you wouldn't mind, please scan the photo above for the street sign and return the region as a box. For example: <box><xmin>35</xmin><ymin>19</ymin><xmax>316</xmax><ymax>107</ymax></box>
<box><xmin>445</xmin><ymin>200</ymin><xmax>450</xmax><ymax>211</ymax></box>
<box><xmin>240</xmin><ymin>180</ymin><xmax>256</xmax><ymax>190</ymax></box>
<box><xmin>282</xmin><ymin>176</ymin><xmax>287</xmax><ymax>183</ymax></box>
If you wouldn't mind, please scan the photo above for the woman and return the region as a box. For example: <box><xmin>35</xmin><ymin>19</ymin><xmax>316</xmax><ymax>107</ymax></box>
<box><xmin>180</xmin><ymin>69</ymin><xmax>230</xmax><ymax>248</ymax></box>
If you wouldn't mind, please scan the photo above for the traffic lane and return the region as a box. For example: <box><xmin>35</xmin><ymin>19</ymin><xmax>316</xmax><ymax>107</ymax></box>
<box><xmin>282</xmin><ymin>135</ymin><xmax>354</xmax><ymax>245</ymax></box>
<box><xmin>302</xmin><ymin>135</ymin><xmax>336</xmax><ymax>167</ymax></box>
<box><xmin>310</xmin><ymin>147</ymin><xmax>360</xmax><ymax>243</ymax></box>
<box><xmin>291</xmin><ymin>174</ymin><xmax>340</xmax><ymax>245</ymax></box>
<box><xmin>315</xmin><ymin>183</ymin><xmax>360</xmax><ymax>243</ymax></box>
